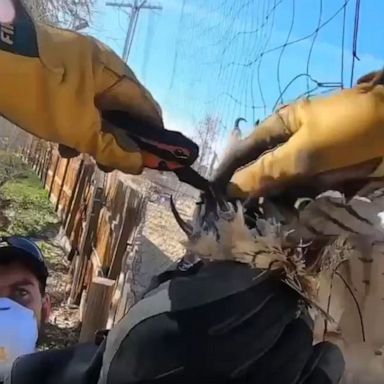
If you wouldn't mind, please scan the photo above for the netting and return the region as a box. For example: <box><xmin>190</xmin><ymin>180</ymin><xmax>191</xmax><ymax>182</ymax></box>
<box><xmin>164</xmin><ymin>0</ymin><xmax>361</xmax><ymax>150</ymax></box>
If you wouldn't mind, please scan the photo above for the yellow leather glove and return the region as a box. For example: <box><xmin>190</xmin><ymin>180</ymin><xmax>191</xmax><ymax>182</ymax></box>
<box><xmin>0</xmin><ymin>0</ymin><xmax>198</xmax><ymax>174</ymax></box>
<box><xmin>219</xmin><ymin>70</ymin><xmax>384</xmax><ymax>198</ymax></box>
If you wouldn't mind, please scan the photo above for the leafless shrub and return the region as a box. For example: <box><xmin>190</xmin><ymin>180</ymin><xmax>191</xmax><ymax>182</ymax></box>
<box><xmin>25</xmin><ymin>0</ymin><xmax>95</xmax><ymax>28</ymax></box>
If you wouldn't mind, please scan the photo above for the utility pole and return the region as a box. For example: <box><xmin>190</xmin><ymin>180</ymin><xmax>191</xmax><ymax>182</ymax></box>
<box><xmin>106</xmin><ymin>1</ymin><xmax>162</xmax><ymax>62</ymax></box>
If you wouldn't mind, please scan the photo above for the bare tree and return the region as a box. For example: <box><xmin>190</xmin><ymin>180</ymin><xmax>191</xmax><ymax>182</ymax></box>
<box><xmin>26</xmin><ymin>0</ymin><xmax>95</xmax><ymax>28</ymax></box>
<box><xmin>0</xmin><ymin>118</ymin><xmax>28</xmax><ymax>152</ymax></box>
<box><xmin>193</xmin><ymin>115</ymin><xmax>220</xmax><ymax>179</ymax></box>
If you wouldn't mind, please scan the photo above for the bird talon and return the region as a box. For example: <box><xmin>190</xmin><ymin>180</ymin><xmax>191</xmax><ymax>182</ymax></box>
<box><xmin>171</xmin><ymin>186</ymin><xmax>235</xmax><ymax>244</ymax></box>
<box><xmin>218</xmin><ymin>202</ymin><xmax>236</xmax><ymax>222</ymax></box>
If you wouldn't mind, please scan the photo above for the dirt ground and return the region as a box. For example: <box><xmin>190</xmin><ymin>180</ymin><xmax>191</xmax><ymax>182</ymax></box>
<box><xmin>38</xmin><ymin>237</ymin><xmax>80</xmax><ymax>350</ymax></box>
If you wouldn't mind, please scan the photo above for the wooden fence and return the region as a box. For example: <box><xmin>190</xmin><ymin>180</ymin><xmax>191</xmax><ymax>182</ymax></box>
<box><xmin>19</xmin><ymin>137</ymin><xmax>148</xmax><ymax>341</ymax></box>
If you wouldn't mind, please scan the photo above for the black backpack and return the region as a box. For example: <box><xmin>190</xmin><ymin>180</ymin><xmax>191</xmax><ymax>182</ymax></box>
<box><xmin>5</xmin><ymin>260</ymin><xmax>344</xmax><ymax>384</ymax></box>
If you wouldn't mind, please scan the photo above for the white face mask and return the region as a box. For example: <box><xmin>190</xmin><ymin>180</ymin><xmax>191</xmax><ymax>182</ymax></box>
<box><xmin>0</xmin><ymin>298</ymin><xmax>38</xmax><ymax>374</ymax></box>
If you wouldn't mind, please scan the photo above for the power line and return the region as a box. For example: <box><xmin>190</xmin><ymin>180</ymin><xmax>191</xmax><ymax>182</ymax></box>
<box><xmin>106</xmin><ymin>1</ymin><xmax>162</xmax><ymax>62</ymax></box>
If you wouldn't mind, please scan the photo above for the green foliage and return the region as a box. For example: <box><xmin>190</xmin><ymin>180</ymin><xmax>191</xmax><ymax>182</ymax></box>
<box><xmin>0</xmin><ymin>155</ymin><xmax>58</xmax><ymax>237</ymax></box>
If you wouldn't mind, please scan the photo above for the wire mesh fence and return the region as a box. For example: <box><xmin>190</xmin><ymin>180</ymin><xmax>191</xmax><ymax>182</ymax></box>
<box><xmin>164</xmin><ymin>0</ymin><xmax>362</xmax><ymax>151</ymax></box>
<box><xmin>4</xmin><ymin>0</ymin><xmax>369</xmax><ymax>200</ymax></box>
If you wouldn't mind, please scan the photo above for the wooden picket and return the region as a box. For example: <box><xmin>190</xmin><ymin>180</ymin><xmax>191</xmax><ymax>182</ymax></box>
<box><xmin>21</xmin><ymin>137</ymin><xmax>147</xmax><ymax>340</ymax></box>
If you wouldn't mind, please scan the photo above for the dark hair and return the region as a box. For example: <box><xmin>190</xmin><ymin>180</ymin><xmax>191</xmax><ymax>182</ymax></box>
<box><xmin>0</xmin><ymin>247</ymin><xmax>48</xmax><ymax>295</ymax></box>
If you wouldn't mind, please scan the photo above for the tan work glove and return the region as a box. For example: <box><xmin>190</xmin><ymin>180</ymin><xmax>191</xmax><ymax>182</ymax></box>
<box><xmin>0</xmin><ymin>0</ymin><xmax>198</xmax><ymax>174</ymax></box>
<box><xmin>217</xmin><ymin>69</ymin><xmax>384</xmax><ymax>198</ymax></box>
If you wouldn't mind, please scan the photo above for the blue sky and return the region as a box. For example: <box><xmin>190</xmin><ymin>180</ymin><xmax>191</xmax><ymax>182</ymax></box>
<box><xmin>85</xmin><ymin>0</ymin><xmax>383</xmax><ymax>157</ymax></box>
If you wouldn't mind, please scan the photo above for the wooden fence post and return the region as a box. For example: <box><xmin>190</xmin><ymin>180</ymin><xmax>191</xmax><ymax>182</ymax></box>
<box><xmin>63</xmin><ymin>159</ymin><xmax>84</xmax><ymax>228</ymax></box>
<box><xmin>42</xmin><ymin>146</ymin><xmax>53</xmax><ymax>188</ymax></box>
<box><xmin>79</xmin><ymin>277</ymin><xmax>115</xmax><ymax>342</ymax></box>
<box><xmin>36</xmin><ymin>145</ymin><xmax>45</xmax><ymax>178</ymax></box>
<box><xmin>37</xmin><ymin>144</ymin><xmax>49</xmax><ymax>180</ymax></box>
<box><xmin>26</xmin><ymin>136</ymin><xmax>34</xmax><ymax>163</ymax></box>
<box><xmin>55</xmin><ymin>158</ymin><xmax>70</xmax><ymax>214</ymax></box>
<box><xmin>108</xmin><ymin>191</ymin><xmax>143</xmax><ymax>280</ymax></box>
<box><xmin>48</xmin><ymin>154</ymin><xmax>60</xmax><ymax>199</ymax></box>
<box><xmin>64</xmin><ymin>163</ymin><xmax>92</xmax><ymax>236</ymax></box>
<box><xmin>79</xmin><ymin>170</ymin><xmax>105</xmax><ymax>259</ymax></box>
<box><xmin>69</xmin><ymin>169</ymin><xmax>105</xmax><ymax>304</ymax></box>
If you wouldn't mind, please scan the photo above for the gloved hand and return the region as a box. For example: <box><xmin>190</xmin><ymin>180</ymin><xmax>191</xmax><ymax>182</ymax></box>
<box><xmin>0</xmin><ymin>0</ymin><xmax>198</xmax><ymax>175</ymax></box>
<box><xmin>215</xmin><ymin>69</ymin><xmax>384</xmax><ymax>199</ymax></box>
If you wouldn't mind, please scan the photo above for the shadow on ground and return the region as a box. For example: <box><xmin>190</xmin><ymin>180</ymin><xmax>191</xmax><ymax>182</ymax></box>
<box><xmin>40</xmin><ymin>321</ymin><xmax>81</xmax><ymax>351</ymax></box>
<box><xmin>29</xmin><ymin>222</ymin><xmax>61</xmax><ymax>242</ymax></box>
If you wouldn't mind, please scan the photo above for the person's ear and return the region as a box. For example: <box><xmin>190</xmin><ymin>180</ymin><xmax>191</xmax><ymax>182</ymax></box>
<box><xmin>41</xmin><ymin>294</ymin><xmax>51</xmax><ymax>324</ymax></box>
